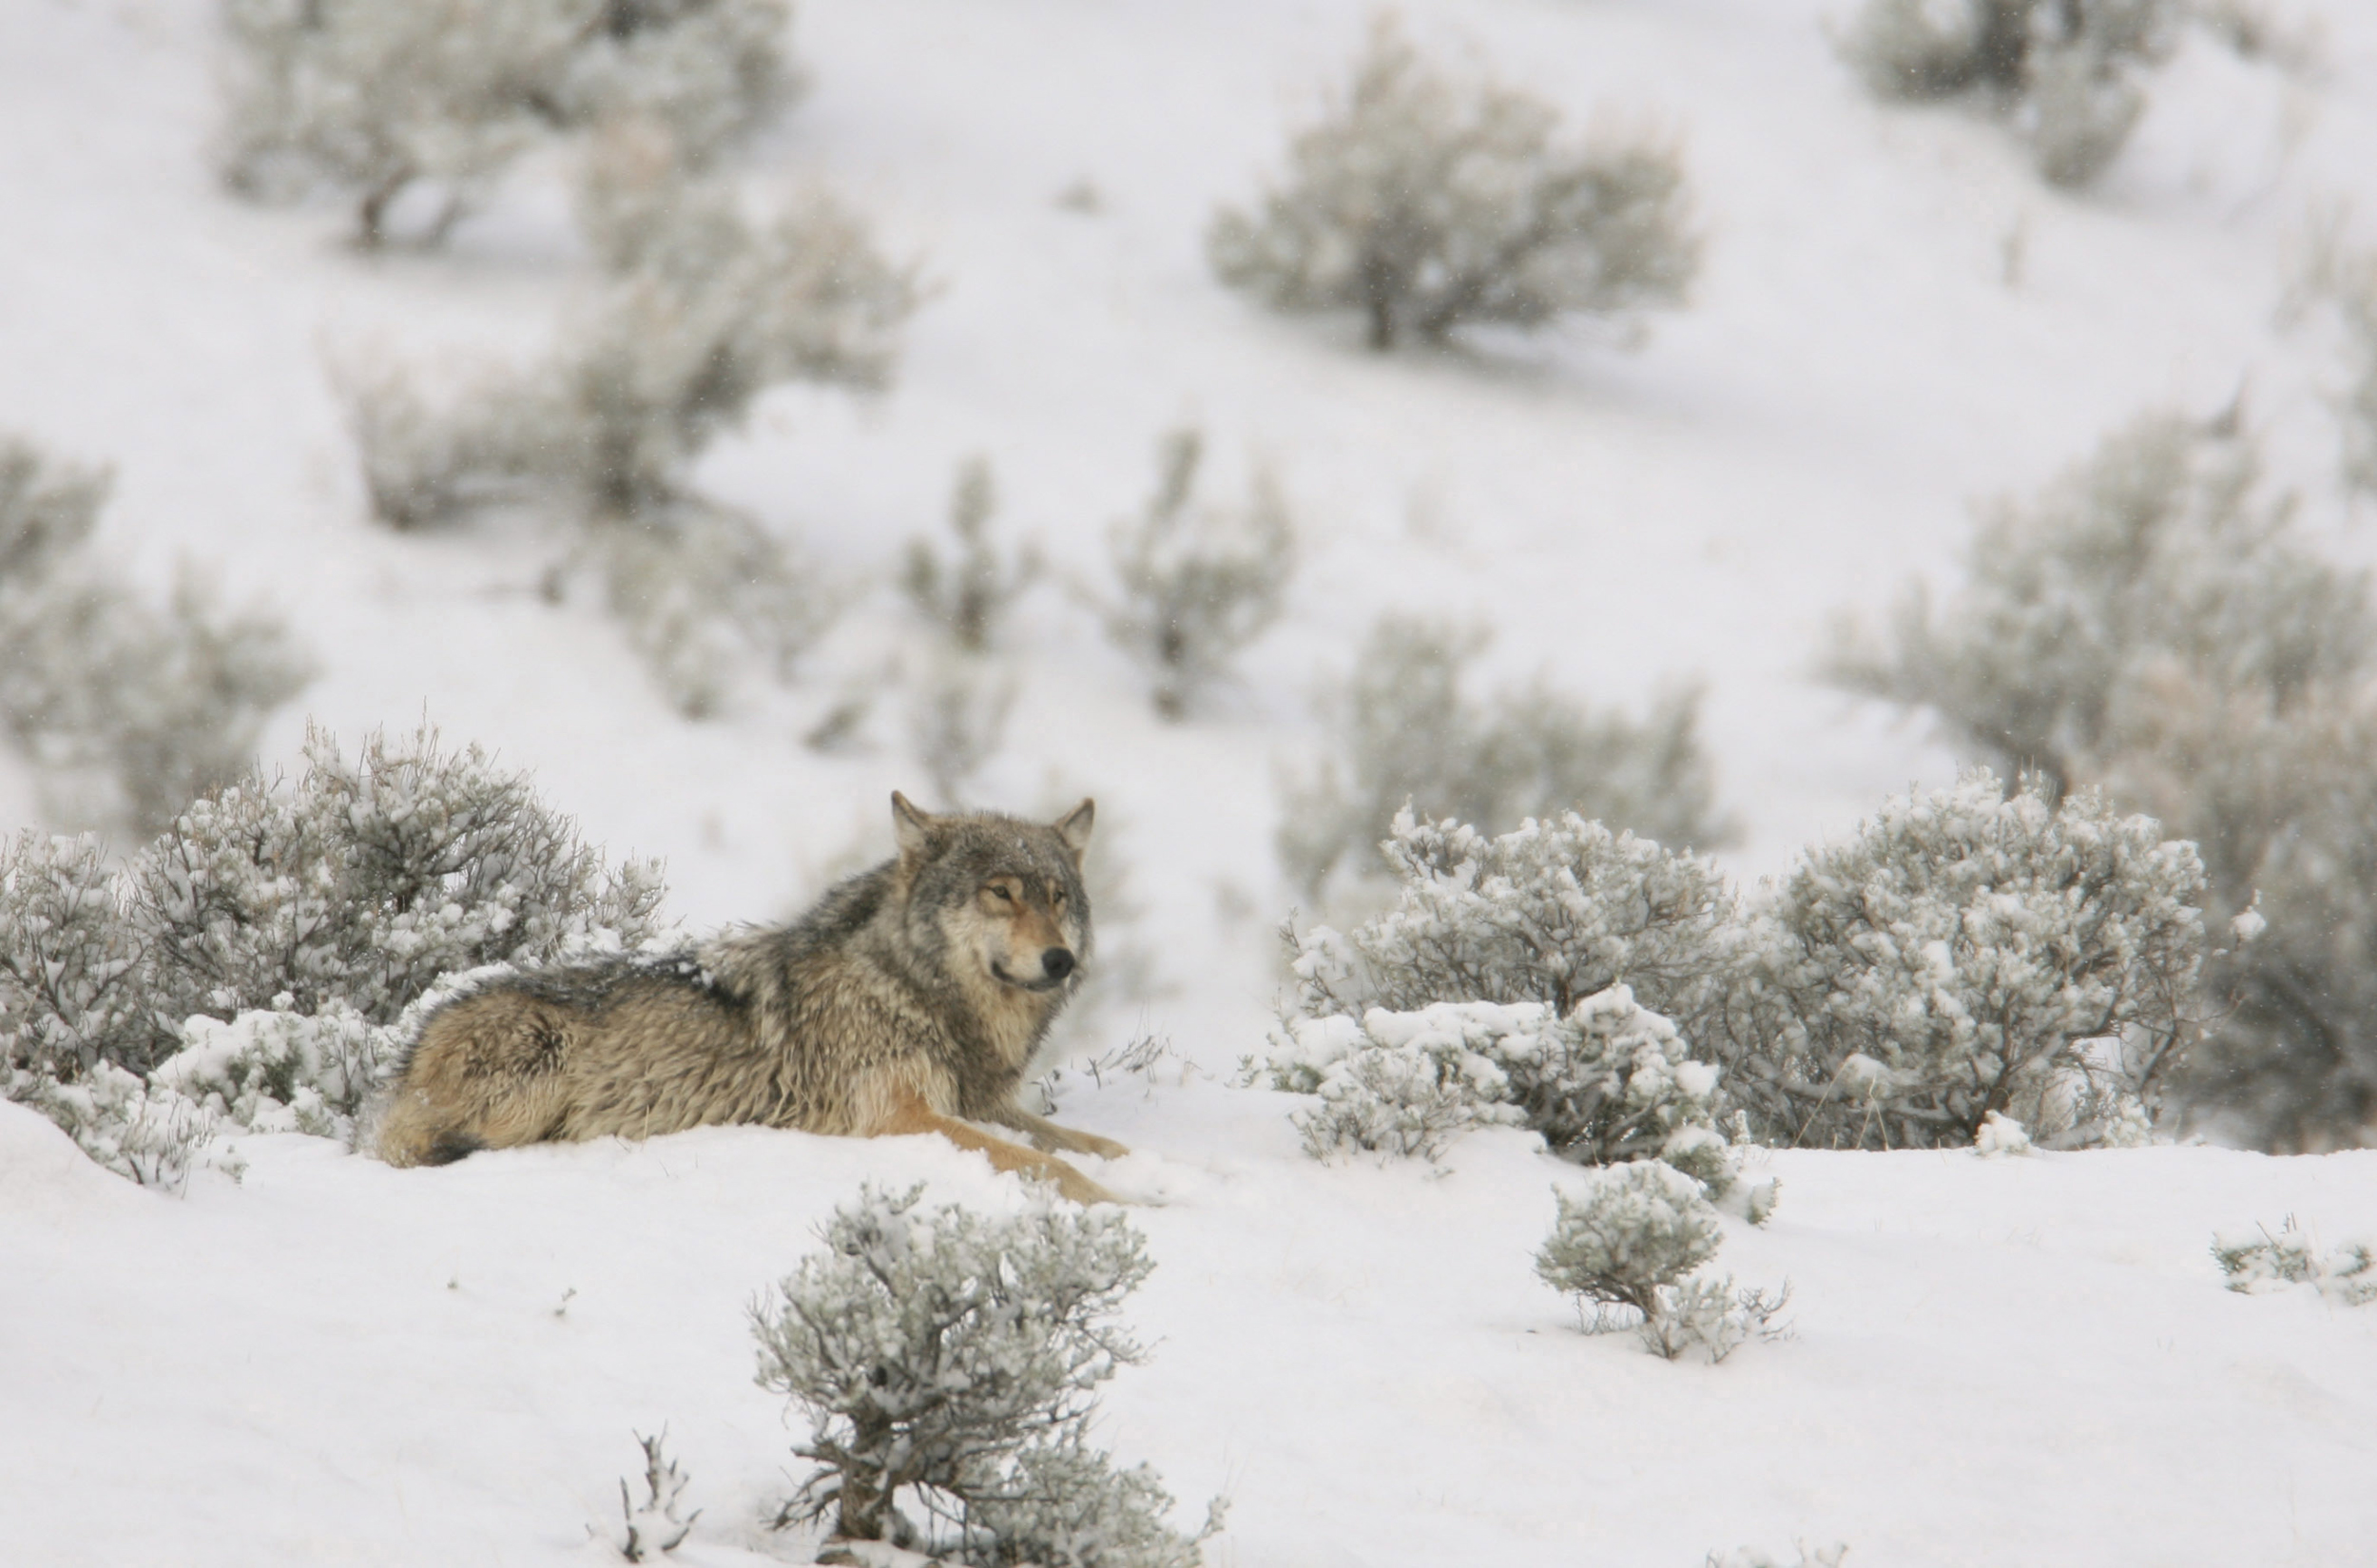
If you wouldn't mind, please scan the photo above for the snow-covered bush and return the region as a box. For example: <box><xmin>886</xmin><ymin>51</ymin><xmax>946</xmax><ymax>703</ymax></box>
<box><xmin>1535</xmin><ymin>1159</ymin><xmax>1723</xmax><ymax>1319</ymax></box>
<box><xmin>2212</xmin><ymin>1219</ymin><xmax>2377</xmax><ymax>1307</ymax></box>
<box><xmin>1713</xmin><ymin>771</ymin><xmax>2205</xmax><ymax>1151</ymax></box>
<box><xmin>0</xmin><ymin>830</ymin><xmax>151</xmax><ymax>1079</ymax></box>
<box><xmin>1827</xmin><ymin>413</ymin><xmax>2377</xmax><ymax>1148</ymax></box>
<box><xmin>1840</xmin><ymin>0</ymin><xmax>2177</xmax><ymax>186</ymax></box>
<box><xmin>219</xmin><ymin>0</ymin><xmax>798</xmax><ymax>246</ymax></box>
<box><xmin>1256</xmin><ymin>988</ymin><xmax>1733</xmax><ymax>1187</ymax></box>
<box><xmin>153</xmin><ymin>1003</ymin><xmax>389</xmax><ymax>1142</ymax></box>
<box><xmin>1209</xmin><ymin>15</ymin><xmax>1697</xmax><ymax>350</ymax></box>
<box><xmin>1257</xmin><ymin>1007</ymin><xmax>1519</xmax><ymax>1164</ymax></box>
<box><xmin>751</xmin><ymin>1186</ymin><xmax>1219</xmax><ymax>1566</ymax></box>
<box><xmin>1278</xmin><ymin>613</ymin><xmax>1732</xmax><ymax>898</ymax></box>
<box><xmin>1535</xmin><ymin>1159</ymin><xmax>1786</xmax><ymax>1361</ymax></box>
<box><xmin>7</xmin><ymin>1059</ymin><xmax>212</xmax><ymax>1189</ymax></box>
<box><xmin>1</xmin><ymin>724</ymin><xmax>667</xmax><ymax>1178</ymax></box>
<box><xmin>1285</xmin><ymin>808</ymin><xmax>1732</xmax><ymax>1024</ymax></box>
<box><xmin>905</xmin><ymin>455</ymin><xmax>1042</xmax><ymax>656</ymax></box>
<box><xmin>1095</xmin><ymin>429</ymin><xmax>1293</xmax><ymax>721</ymax></box>
<box><xmin>0</xmin><ymin>435</ymin><xmax>311</xmax><ymax>834</ymax></box>
<box><xmin>1971</xmin><ymin>1108</ymin><xmax>2035</xmax><ymax>1155</ymax></box>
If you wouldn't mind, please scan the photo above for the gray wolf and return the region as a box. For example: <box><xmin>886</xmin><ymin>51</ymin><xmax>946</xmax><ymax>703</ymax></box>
<box><xmin>374</xmin><ymin>793</ymin><xmax>1129</xmax><ymax>1203</ymax></box>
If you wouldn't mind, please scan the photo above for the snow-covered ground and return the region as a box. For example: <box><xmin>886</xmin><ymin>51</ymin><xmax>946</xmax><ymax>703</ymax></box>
<box><xmin>8</xmin><ymin>1092</ymin><xmax>2377</xmax><ymax>1566</ymax></box>
<box><xmin>7</xmin><ymin>0</ymin><xmax>2377</xmax><ymax>1562</ymax></box>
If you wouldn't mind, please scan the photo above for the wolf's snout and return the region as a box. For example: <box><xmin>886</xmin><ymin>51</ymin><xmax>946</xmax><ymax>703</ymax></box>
<box><xmin>1040</xmin><ymin>948</ymin><xmax>1075</xmax><ymax>982</ymax></box>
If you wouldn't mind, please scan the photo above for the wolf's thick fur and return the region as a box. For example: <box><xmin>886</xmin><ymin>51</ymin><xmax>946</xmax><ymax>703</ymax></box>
<box><xmin>373</xmin><ymin>794</ymin><xmax>1129</xmax><ymax>1202</ymax></box>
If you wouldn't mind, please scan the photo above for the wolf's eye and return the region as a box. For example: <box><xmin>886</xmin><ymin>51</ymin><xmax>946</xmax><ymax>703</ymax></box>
<box><xmin>986</xmin><ymin>883</ymin><xmax>1015</xmax><ymax>902</ymax></box>
<box><xmin>1051</xmin><ymin>890</ymin><xmax>1067</xmax><ymax>910</ymax></box>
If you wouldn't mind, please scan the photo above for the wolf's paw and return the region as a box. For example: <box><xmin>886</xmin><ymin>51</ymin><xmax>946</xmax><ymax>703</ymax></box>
<box><xmin>1068</xmin><ymin>1130</ymin><xmax>1131</xmax><ymax>1160</ymax></box>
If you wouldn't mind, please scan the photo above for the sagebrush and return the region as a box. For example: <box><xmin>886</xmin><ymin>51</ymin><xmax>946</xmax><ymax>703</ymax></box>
<box><xmin>751</xmin><ymin>1185</ymin><xmax>1221</xmax><ymax>1566</ymax></box>
<box><xmin>1828</xmin><ymin>411</ymin><xmax>2377</xmax><ymax>1149</ymax></box>
<box><xmin>1535</xmin><ymin>1159</ymin><xmax>1788</xmax><ymax>1362</ymax></box>
<box><xmin>219</xmin><ymin>0</ymin><xmax>798</xmax><ymax>246</ymax></box>
<box><xmin>1840</xmin><ymin>0</ymin><xmax>2177</xmax><ymax>186</ymax></box>
<box><xmin>2212</xmin><ymin>1217</ymin><xmax>2377</xmax><ymax>1306</ymax></box>
<box><xmin>905</xmin><ymin>455</ymin><xmax>1042</xmax><ymax>656</ymax></box>
<box><xmin>0</xmin><ymin>724</ymin><xmax>667</xmax><ymax>1180</ymax></box>
<box><xmin>1708</xmin><ymin>770</ymin><xmax>2204</xmax><ymax>1151</ymax></box>
<box><xmin>349</xmin><ymin>129</ymin><xmax>914</xmax><ymax>713</ymax></box>
<box><xmin>1095</xmin><ymin>429</ymin><xmax>1293</xmax><ymax>722</ymax></box>
<box><xmin>1210</xmin><ymin>15</ymin><xmax>1697</xmax><ymax>350</ymax></box>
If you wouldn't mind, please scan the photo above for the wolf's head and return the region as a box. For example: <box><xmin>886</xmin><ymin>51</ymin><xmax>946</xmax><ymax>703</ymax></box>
<box><xmin>891</xmin><ymin>791</ymin><xmax>1095</xmax><ymax>998</ymax></box>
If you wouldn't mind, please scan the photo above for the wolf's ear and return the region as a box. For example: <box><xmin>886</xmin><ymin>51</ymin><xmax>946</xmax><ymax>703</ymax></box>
<box><xmin>1052</xmin><ymin>798</ymin><xmax>1094</xmax><ymax>863</ymax></box>
<box><xmin>892</xmin><ymin>791</ymin><xmax>937</xmax><ymax>861</ymax></box>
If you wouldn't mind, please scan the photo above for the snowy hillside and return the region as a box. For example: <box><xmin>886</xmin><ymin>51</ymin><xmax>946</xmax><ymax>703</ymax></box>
<box><xmin>7</xmin><ymin>0</ymin><xmax>2377</xmax><ymax>1562</ymax></box>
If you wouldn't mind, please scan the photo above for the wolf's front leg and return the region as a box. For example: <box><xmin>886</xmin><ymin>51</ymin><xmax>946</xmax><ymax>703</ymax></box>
<box><xmin>989</xmin><ymin>1102</ymin><xmax>1131</xmax><ymax>1161</ymax></box>
<box><xmin>879</xmin><ymin>1089</ymin><xmax>1122</xmax><ymax>1204</ymax></box>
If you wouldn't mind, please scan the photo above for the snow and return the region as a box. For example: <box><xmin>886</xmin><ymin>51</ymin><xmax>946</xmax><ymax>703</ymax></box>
<box><xmin>6</xmin><ymin>1095</ymin><xmax>2377</xmax><ymax>1565</ymax></box>
<box><xmin>8</xmin><ymin>0</ymin><xmax>2377</xmax><ymax>1562</ymax></box>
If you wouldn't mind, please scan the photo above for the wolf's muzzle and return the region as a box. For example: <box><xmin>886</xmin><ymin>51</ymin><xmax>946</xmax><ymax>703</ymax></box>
<box><xmin>995</xmin><ymin>948</ymin><xmax>1076</xmax><ymax>990</ymax></box>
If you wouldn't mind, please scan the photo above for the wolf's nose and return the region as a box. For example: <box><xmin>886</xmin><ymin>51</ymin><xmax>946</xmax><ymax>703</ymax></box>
<box><xmin>1041</xmin><ymin>948</ymin><xmax>1075</xmax><ymax>981</ymax></box>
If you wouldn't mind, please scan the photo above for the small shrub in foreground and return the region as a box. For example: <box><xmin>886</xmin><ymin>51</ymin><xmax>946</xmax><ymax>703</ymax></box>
<box><xmin>617</xmin><ymin>1430</ymin><xmax>699</xmax><ymax>1561</ymax></box>
<box><xmin>1535</xmin><ymin>1159</ymin><xmax>1788</xmax><ymax>1362</ymax></box>
<box><xmin>751</xmin><ymin>1185</ymin><xmax>1221</xmax><ymax>1566</ymax></box>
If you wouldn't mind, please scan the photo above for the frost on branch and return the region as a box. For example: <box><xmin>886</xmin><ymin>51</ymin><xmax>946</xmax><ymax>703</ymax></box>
<box><xmin>1095</xmin><ymin>430</ymin><xmax>1293</xmax><ymax>722</ymax></box>
<box><xmin>752</xmin><ymin>1186</ymin><xmax>1220</xmax><ymax>1567</ymax></box>
<box><xmin>1711</xmin><ymin>770</ymin><xmax>2204</xmax><ymax>1151</ymax></box>
<box><xmin>1277</xmin><ymin>613</ymin><xmax>1732</xmax><ymax>900</ymax></box>
<box><xmin>1209</xmin><ymin>15</ymin><xmax>1697</xmax><ymax>351</ymax></box>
